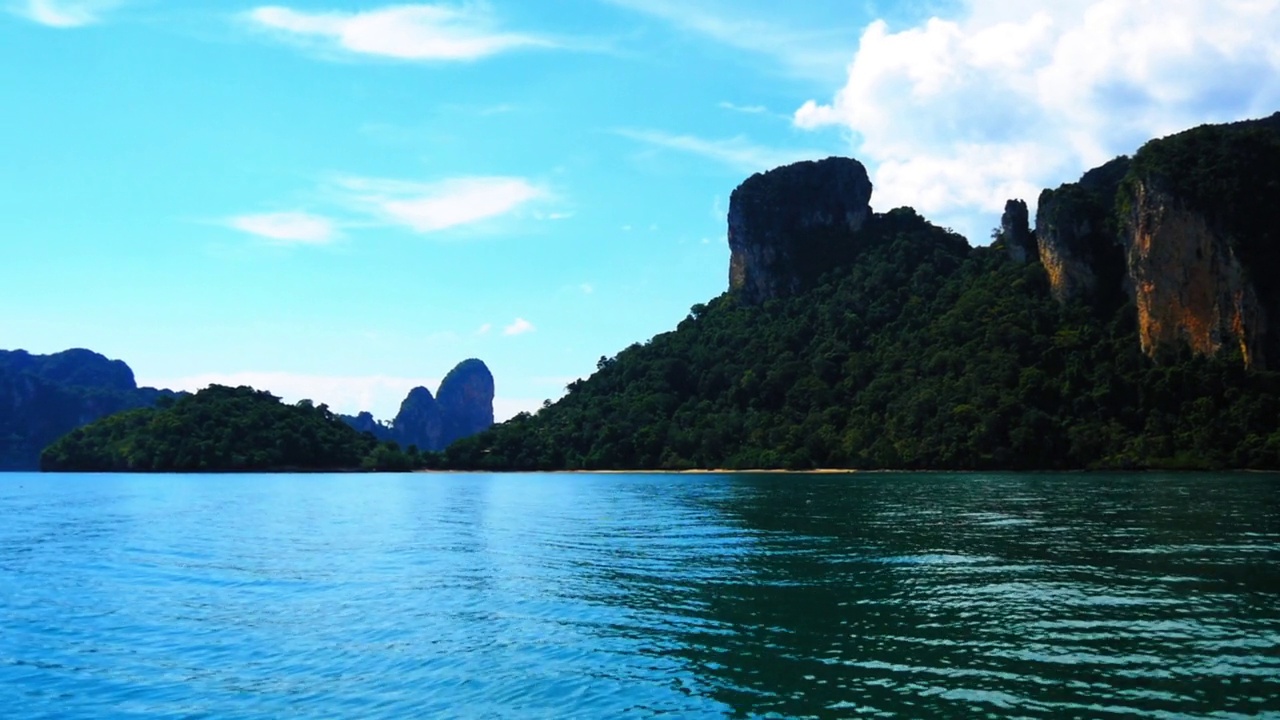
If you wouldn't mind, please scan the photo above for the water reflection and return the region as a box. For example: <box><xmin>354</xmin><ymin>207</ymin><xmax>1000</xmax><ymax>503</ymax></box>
<box><xmin>634</xmin><ymin>472</ymin><xmax>1280</xmax><ymax>718</ymax></box>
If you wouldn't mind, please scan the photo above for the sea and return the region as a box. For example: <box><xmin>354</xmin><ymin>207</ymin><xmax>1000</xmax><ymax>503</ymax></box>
<box><xmin>1</xmin><ymin>471</ymin><xmax>1277</xmax><ymax>719</ymax></box>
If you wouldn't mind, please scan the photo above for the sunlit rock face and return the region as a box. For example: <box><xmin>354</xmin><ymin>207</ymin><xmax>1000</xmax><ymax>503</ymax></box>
<box><xmin>1123</xmin><ymin>180</ymin><xmax>1271</xmax><ymax>368</ymax></box>
<box><xmin>1117</xmin><ymin>112</ymin><xmax>1280</xmax><ymax>369</ymax></box>
<box><xmin>727</xmin><ymin>157</ymin><xmax>873</xmax><ymax>304</ymax></box>
<box><xmin>436</xmin><ymin>358</ymin><xmax>495</xmax><ymax>448</ymax></box>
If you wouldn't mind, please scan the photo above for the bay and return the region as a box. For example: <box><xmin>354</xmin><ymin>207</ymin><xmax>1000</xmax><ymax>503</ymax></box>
<box><xmin>1</xmin><ymin>471</ymin><xmax>1278</xmax><ymax>718</ymax></box>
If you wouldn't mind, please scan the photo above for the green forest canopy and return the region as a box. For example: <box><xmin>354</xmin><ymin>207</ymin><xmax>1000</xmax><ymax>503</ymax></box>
<box><xmin>442</xmin><ymin>193</ymin><xmax>1280</xmax><ymax>472</ymax></box>
<box><xmin>41</xmin><ymin>384</ymin><xmax>423</xmax><ymax>472</ymax></box>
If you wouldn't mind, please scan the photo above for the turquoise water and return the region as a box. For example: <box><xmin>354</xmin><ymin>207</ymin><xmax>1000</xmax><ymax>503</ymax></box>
<box><xmin>1</xmin><ymin>471</ymin><xmax>1278</xmax><ymax>718</ymax></box>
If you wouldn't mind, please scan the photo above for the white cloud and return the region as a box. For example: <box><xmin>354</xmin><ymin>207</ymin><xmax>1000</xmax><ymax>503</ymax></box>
<box><xmin>503</xmin><ymin>317</ymin><xmax>535</xmax><ymax>336</ymax></box>
<box><xmin>229</xmin><ymin>211</ymin><xmax>337</xmax><ymax>244</ymax></box>
<box><xmin>17</xmin><ymin>0</ymin><xmax>116</xmax><ymax>27</ymax></box>
<box><xmin>794</xmin><ymin>0</ymin><xmax>1280</xmax><ymax>242</ymax></box>
<box><xmin>337</xmin><ymin>176</ymin><xmax>545</xmax><ymax>233</ymax></box>
<box><xmin>247</xmin><ymin>4</ymin><xmax>551</xmax><ymax>61</ymax></box>
<box><xmin>475</xmin><ymin>323</ymin><xmax>492</xmax><ymax>335</ymax></box>
<box><xmin>617</xmin><ymin>128</ymin><xmax>830</xmax><ymax>174</ymax></box>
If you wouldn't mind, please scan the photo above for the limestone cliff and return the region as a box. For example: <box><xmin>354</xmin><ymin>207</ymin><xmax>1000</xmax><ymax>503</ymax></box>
<box><xmin>1122</xmin><ymin>180</ymin><xmax>1268</xmax><ymax>365</ymax></box>
<box><xmin>1119</xmin><ymin>113</ymin><xmax>1280</xmax><ymax>368</ymax></box>
<box><xmin>340</xmin><ymin>358</ymin><xmax>495</xmax><ymax>451</ymax></box>
<box><xmin>392</xmin><ymin>387</ymin><xmax>444</xmax><ymax>451</ymax></box>
<box><xmin>437</xmin><ymin>359</ymin><xmax>496</xmax><ymax>448</ymax></box>
<box><xmin>996</xmin><ymin>199</ymin><xmax>1035</xmax><ymax>264</ymax></box>
<box><xmin>728</xmin><ymin>157</ymin><xmax>873</xmax><ymax>304</ymax></box>
<box><xmin>1033</xmin><ymin>157</ymin><xmax>1129</xmax><ymax>305</ymax></box>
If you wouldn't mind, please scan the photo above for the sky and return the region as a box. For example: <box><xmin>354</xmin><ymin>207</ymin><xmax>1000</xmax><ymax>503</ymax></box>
<box><xmin>3</xmin><ymin>0</ymin><xmax>1278</xmax><ymax>422</ymax></box>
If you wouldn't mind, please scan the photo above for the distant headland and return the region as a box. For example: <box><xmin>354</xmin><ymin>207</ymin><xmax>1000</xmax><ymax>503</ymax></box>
<box><xmin>2</xmin><ymin>349</ymin><xmax>494</xmax><ymax>472</ymax></box>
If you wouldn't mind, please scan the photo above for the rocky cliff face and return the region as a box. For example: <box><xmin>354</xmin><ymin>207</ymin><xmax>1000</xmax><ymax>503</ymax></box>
<box><xmin>437</xmin><ymin>359</ymin><xmax>495</xmax><ymax>448</ymax></box>
<box><xmin>1033</xmin><ymin>157</ymin><xmax>1130</xmax><ymax>305</ymax></box>
<box><xmin>1122</xmin><ymin>179</ymin><xmax>1268</xmax><ymax>365</ymax></box>
<box><xmin>1016</xmin><ymin>113</ymin><xmax>1280</xmax><ymax>368</ymax></box>
<box><xmin>1117</xmin><ymin>114</ymin><xmax>1280</xmax><ymax>368</ymax></box>
<box><xmin>728</xmin><ymin>157</ymin><xmax>873</xmax><ymax>304</ymax></box>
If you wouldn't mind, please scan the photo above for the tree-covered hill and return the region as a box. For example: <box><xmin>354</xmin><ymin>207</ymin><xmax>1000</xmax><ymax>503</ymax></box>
<box><xmin>444</xmin><ymin>210</ymin><xmax>1280</xmax><ymax>471</ymax></box>
<box><xmin>41</xmin><ymin>384</ymin><xmax>423</xmax><ymax>472</ymax></box>
<box><xmin>442</xmin><ymin>115</ymin><xmax>1280</xmax><ymax>472</ymax></box>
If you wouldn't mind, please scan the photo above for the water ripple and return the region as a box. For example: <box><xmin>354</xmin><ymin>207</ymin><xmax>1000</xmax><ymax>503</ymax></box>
<box><xmin>0</xmin><ymin>471</ymin><xmax>1278</xmax><ymax>718</ymax></box>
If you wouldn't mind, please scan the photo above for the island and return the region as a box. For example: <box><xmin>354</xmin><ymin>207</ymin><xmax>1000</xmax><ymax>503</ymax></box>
<box><xmin>440</xmin><ymin>112</ymin><xmax>1280</xmax><ymax>471</ymax></box>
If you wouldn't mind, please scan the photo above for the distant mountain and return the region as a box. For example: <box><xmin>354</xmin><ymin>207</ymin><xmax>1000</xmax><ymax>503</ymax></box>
<box><xmin>437</xmin><ymin>359</ymin><xmax>496</xmax><ymax>448</ymax></box>
<box><xmin>0</xmin><ymin>349</ymin><xmax>179</xmax><ymax>470</ymax></box>
<box><xmin>338</xmin><ymin>359</ymin><xmax>495</xmax><ymax>452</ymax></box>
<box><xmin>441</xmin><ymin>113</ymin><xmax>1280</xmax><ymax>471</ymax></box>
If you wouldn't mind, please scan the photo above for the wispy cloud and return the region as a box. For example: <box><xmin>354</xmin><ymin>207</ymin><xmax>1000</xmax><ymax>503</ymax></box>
<box><xmin>336</xmin><ymin>176</ymin><xmax>546</xmax><ymax>234</ymax></box>
<box><xmin>718</xmin><ymin>101</ymin><xmax>768</xmax><ymax>115</ymax></box>
<box><xmin>475</xmin><ymin>323</ymin><xmax>492</xmax><ymax>336</ymax></box>
<box><xmin>793</xmin><ymin>0</ymin><xmax>1280</xmax><ymax>242</ymax></box>
<box><xmin>246</xmin><ymin>3</ymin><xmax>552</xmax><ymax>61</ymax></box>
<box><xmin>616</xmin><ymin>128</ymin><xmax>828</xmax><ymax>174</ymax></box>
<box><xmin>601</xmin><ymin>0</ymin><xmax>854</xmax><ymax>80</ymax></box>
<box><xmin>16</xmin><ymin>0</ymin><xmax>117</xmax><ymax>27</ymax></box>
<box><xmin>503</xmin><ymin>317</ymin><xmax>535</xmax><ymax>336</ymax></box>
<box><xmin>228</xmin><ymin>211</ymin><xmax>337</xmax><ymax>244</ymax></box>
<box><xmin>579</xmin><ymin>283</ymin><xmax>594</xmax><ymax>295</ymax></box>
<box><xmin>533</xmin><ymin>210</ymin><xmax>574</xmax><ymax>221</ymax></box>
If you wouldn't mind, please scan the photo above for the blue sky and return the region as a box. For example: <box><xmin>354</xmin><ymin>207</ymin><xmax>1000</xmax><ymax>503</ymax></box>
<box><xmin>4</xmin><ymin>0</ymin><xmax>1278</xmax><ymax>421</ymax></box>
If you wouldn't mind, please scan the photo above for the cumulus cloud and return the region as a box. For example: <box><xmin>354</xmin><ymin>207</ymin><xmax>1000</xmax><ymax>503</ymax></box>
<box><xmin>229</xmin><ymin>211</ymin><xmax>337</xmax><ymax>244</ymax></box>
<box><xmin>17</xmin><ymin>0</ymin><xmax>116</xmax><ymax>27</ymax></box>
<box><xmin>616</xmin><ymin>128</ymin><xmax>829</xmax><ymax>174</ymax></box>
<box><xmin>794</xmin><ymin>0</ymin><xmax>1280</xmax><ymax>241</ymax></box>
<box><xmin>337</xmin><ymin>176</ymin><xmax>545</xmax><ymax>234</ymax></box>
<box><xmin>247</xmin><ymin>3</ymin><xmax>551</xmax><ymax>61</ymax></box>
<box><xmin>503</xmin><ymin>317</ymin><xmax>535</xmax><ymax>336</ymax></box>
